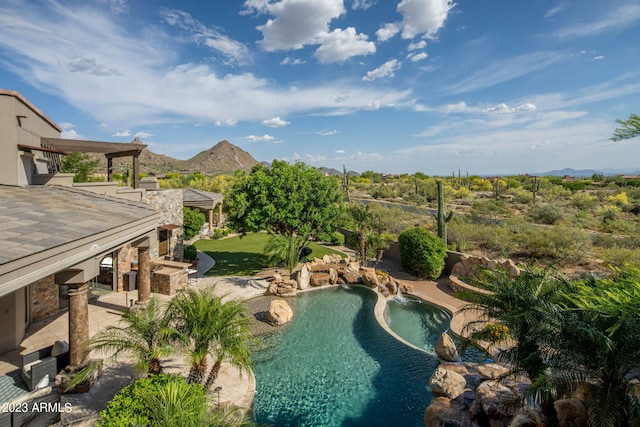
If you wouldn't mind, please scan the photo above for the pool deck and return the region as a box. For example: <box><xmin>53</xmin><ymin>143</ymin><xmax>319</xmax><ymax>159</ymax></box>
<box><xmin>1</xmin><ymin>246</ymin><xmax>480</xmax><ymax>425</ymax></box>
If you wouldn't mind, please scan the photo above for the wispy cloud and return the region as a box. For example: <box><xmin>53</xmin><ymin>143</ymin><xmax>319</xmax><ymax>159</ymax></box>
<box><xmin>246</xmin><ymin>134</ymin><xmax>276</xmax><ymax>142</ymax></box>
<box><xmin>551</xmin><ymin>4</ymin><xmax>640</xmax><ymax>38</ymax></box>
<box><xmin>446</xmin><ymin>51</ymin><xmax>566</xmax><ymax>94</ymax></box>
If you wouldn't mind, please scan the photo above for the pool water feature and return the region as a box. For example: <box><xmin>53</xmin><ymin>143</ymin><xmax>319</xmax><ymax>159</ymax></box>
<box><xmin>385</xmin><ymin>295</ymin><xmax>451</xmax><ymax>355</ymax></box>
<box><xmin>251</xmin><ymin>286</ymin><xmax>444</xmax><ymax>427</ymax></box>
<box><xmin>386</xmin><ymin>295</ymin><xmax>487</xmax><ymax>362</ymax></box>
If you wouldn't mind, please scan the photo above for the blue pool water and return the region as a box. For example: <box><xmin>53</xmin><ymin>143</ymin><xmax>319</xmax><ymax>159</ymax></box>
<box><xmin>386</xmin><ymin>295</ymin><xmax>487</xmax><ymax>362</ymax></box>
<box><xmin>251</xmin><ymin>286</ymin><xmax>443</xmax><ymax>427</ymax></box>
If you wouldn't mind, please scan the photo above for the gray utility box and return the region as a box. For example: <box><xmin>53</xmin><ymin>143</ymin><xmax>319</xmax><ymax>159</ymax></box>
<box><xmin>123</xmin><ymin>270</ymin><xmax>137</xmax><ymax>291</ymax></box>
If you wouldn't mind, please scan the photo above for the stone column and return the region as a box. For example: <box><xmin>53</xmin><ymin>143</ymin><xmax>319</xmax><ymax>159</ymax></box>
<box><xmin>137</xmin><ymin>246</ymin><xmax>151</xmax><ymax>303</ymax></box>
<box><xmin>218</xmin><ymin>203</ymin><xmax>223</xmax><ymax>226</ymax></box>
<box><xmin>68</xmin><ymin>283</ymin><xmax>89</xmax><ymax>367</ymax></box>
<box><xmin>209</xmin><ymin>209</ymin><xmax>214</xmax><ymax>232</ymax></box>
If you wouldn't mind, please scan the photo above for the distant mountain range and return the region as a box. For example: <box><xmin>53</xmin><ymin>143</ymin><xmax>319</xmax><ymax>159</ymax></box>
<box><xmin>100</xmin><ymin>140</ymin><xmax>638</xmax><ymax>178</ymax></box>
<box><xmin>105</xmin><ymin>139</ymin><xmax>258</xmax><ymax>174</ymax></box>
<box><xmin>534</xmin><ymin>168</ymin><xmax>640</xmax><ymax>177</ymax></box>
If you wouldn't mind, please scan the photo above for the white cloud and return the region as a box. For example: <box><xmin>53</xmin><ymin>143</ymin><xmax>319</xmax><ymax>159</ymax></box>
<box><xmin>318</xmin><ymin>130</ymin><xmax>340</xmax><ymax>136</ymax></box>
<box><xmin>408</xmin><ymin>40</ymin><xmax>427</xmax><ymax>51</ymax></box>
<box><xmin>59</xmin><ymin>122</ymin><xmax>85</xmax><ymax>139</ymax></box>
<box><xmin>113</xmin><ymin>130</ymin><xmax>132</xmax><ymax>137</ymax></box>
<box><xmin>246</xmin><ymin>134</ymin><xmax>276</xmax><ymax>142</ymax></box>
<box><xmin>363</xmin><ymin>59</ymin><xmax>402</xmax><ymax>81</ymax></box>
<box><xmin>593</xmin><ymin>55</ymin><xmax>604</xmax><ymax>60</ymax></box>
<box><xmin>545</xmin><ymin>3</ymin><xmax>566</xmax><ymax>18</ymax></box>
<box><xmin>482</xmin><ymin>103</ymin><xmax>537</xmax><ymax>114</ymax></box>
<box><xmin>161</xmin><ymin>8</ymin><xmax>251</xmax><ymax>65</ymax></box>
<box><xmin>247</xmin><ymin>0</ymin><xmax>345</xmax><ymax>51</ymax></box>
<box><xmin>314</xmin><ymin>27</ymin><xmax>376</xmax><ymax>63</ymax></box>
<box><xmin>407</xmin><ymin>51</ymin><xmax>428</xmax><ymax>62</ymax></box>
<box><xmin>67</xmin><ymin>58</ymin><xmax>121</xmax><ymax>76</ymax></box>
<box><xmin>215</xmin><ymin>119</ymin><xmax>238</xmax><ymax>127</ymax></box>
<box><xmin>281</xmin><ymin>56</ymin><xmax>305</xmax><ymax>65</ymax></box>
<box><xmin>97</xmin><ymin>0</ymin><xmax>129</xmax><ymax>14</ymax></box>
<box><xmin>552</xmin><ymin>4</ymin><xmax>640</xmax><ymax>38</ymax></box>
<box><xmin>352</xmin><ymin>0</ymin><xmax>376</xmax><ymax>10</ymax></box>
<box><xmin>134</xmin><ymin>131</ymin><xmax>154</xmax><ymax>139</ymax></box>
<box><xmin>378</xmin><ymin>0</ymin><xmax>455</xmax><ymax>41</ymax></box>
<box><xmin>335</xmin><ymin>149</ymin><xmax>345</xmax><ymax>153</ymax></box>
<box><xmin>262</xmin><ymin>116</ymin><xmax>290</xmax><ymax>127</ymax></box>
<box><xmin>376</xmin><ymin>23</ymin><xmax>400</xmax><ymax>41</ymax></box>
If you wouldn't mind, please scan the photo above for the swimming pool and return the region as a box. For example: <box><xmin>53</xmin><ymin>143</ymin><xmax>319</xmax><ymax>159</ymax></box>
<box><xmin>251</xmin><ymin>286</ymin><xmax>445</xmax><ymax>426</ymax></box>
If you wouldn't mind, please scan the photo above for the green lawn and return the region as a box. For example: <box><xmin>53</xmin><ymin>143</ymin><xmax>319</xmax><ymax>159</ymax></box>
<box><xmin>194</xmin><ymin>233</ymin><xmax>346</xmax><ymax>276</ymax></box>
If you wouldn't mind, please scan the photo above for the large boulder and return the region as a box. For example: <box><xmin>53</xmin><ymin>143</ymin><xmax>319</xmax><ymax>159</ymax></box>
<box><xmin>475</xmin><ymin>380</ymin><xmax>518</xmax><ymax>418</ymax></box>
<box><xmin>296</xmin><ymin>264</ymin><xmax>311</xmax><ymax>290</ymax></box>
<box><xmin>429</xmin><ymin>366</ymin><xmax>467</xmax><ymax>399</ymax></box>
<box><xmin>477</xmin><ymin>363</ymin><xmax>510</xmax><ymax>380</ymax></box>
<box><xmin>361</xmin><ymin>267</ymin><xmax>379</xmax><ymax>287</ymax></box>
<box><xmin>424</xmin><ymin>397</ymin><xmax>467</xmax><ymax>427</ymax></box>
<box><xmin>267</xmin><ymin>299</ymin><xmax>293</xmax><ymax>325</ymax></box>
<box><xmin>435</xmin><ymin>333</ymin><xmax>461</xmax><ymax>363</ymax></box>
<box><xmin>340</xmin><ymin>262</ymin><xmax>361</xmax><ymax>284</ymax></box>
<box><xmin>310</xmin><ymin>272</ymin><xmax>331</xmax><ymax>286</ymax></box>
<box><xmin>554</xmin><ymin>398</ymin><xmax>588</xmax><ymax>427</ymax></box>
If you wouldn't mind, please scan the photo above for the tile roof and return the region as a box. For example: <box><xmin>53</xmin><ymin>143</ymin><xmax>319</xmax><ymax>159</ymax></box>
<box><xmin>0</xmin><ymin>185</ymin><xmax>157</xmax><ymax>265</ymax></box>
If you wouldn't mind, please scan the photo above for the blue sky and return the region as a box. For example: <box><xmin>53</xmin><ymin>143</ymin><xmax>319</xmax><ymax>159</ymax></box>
<box><xmin>1</xmin><ymin>0</ymin><xmax>639</xmax><ymax>175</ymax></box>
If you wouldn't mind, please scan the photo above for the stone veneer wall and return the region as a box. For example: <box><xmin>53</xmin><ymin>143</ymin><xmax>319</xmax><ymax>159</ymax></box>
<box><xmin>31</xmin><ymin>275</ymin><xmax>58</xmax><ymax>321</ymax></box>
<box><xmin>116</xmin><ymin>244</ymin><xmax>136</xmax><ymax>292</ymax></box>
<box><xmin>142</xmin><ymin>189</ymin><xmax>184</xmax><ymax>261</ymax></box>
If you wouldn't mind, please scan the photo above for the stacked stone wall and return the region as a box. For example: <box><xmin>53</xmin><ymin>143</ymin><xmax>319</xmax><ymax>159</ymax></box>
<box><xmin>141</xmin><ymin>189</ymin><xmax>184</xmax><ymax>260</ymax></box>
<box><xmin>31</xmin><ymin>275</ymin><xmax>58</xmax><ymax>321</ymax></box>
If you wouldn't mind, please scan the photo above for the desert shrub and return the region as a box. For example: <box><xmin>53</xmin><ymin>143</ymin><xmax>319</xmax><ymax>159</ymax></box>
<box><xmin>600</xmin><ymin>205</ymin><xmax>622</xmax><ymax>224</ymax></box>
<box><xmin>470</xmin><ymin>200</ymin><xmax>510</xmax><ymax>220</ymax></box>
<box><xmin>453</xmin><ymin>186</ymin><xmax>472</xmax><ymax>199</ymax></box>
<box><xmin>528</xmin><ymin>204</ymin><xmax>564</xmax><ymax>225</ymax></box>
<box><xmin>596</xmin><ymin>247</ymin><xmax>640</xmax><ymax>268</ymax></box>
<box><xmin>601</xmin><ymin>218</ymin><xmax>638</xmax><ymax>235</ymax></box>
<box><xmin>509</xmin><ymin>188</ymin><xmax>533</xmax><ymax>204</ymax></box>
<box><xmin>539</xmin><ymin>185</ymin><xmax>571</xmax><ymax>201</ymax></box>
<box><xmin>514</xmin><ymin>226</ymin><xmax>589</xmax><ymax>262</ymax></box>
<box><xmin>398</xmin><ymin>227</ymin><xmax>446</xmax><ymax>279</ymax></box>
<box><xmin>606</xmin><ymin>191</ymin><xmax>630</xmax><ymax>207</ymax></box>
<box><xmin>571</xmin><ymin>192</ymin><xmax>598</xmax><ymax>210</ymax></box>
<box><xmin>183</xmin><ymin>244</ymin><xmax>197</xmax><ymax>260</ymax></box>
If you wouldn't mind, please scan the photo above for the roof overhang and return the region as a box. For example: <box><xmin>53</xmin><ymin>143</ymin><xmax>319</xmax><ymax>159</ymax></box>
<box><xmin>40</xmin><ymin>138</ymin><xmax>146</xmax><ymax>156</ymax></box>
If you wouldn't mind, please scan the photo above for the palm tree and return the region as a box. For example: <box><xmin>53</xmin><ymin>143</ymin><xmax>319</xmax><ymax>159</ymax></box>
<box><xmin>457</xmin><ymin>265</ymin><xmax>570</xmax><ymax>424</ymax></box>
<box><xmin>347</xmin><ymin>203</ymin><xmax>372</xmax><ymax>267</ymax></box>
<box><xmin>85</xmin><ymin>296</ymin><xmax>175</xmax><ymax>375</ymax></box>
<box><xmin>167</xmin><ymin>289</ymin><xmax>221</xmax><ymax>384</ymax></box>
<box><xmin>167</xmin><ymin>288</ymin><xmax>254</xmax><ymax>388</ymax></box>
<box><xmin>202</xmin><ymin>298</ymin><xmax>254</xmax><ymax>390</ymax></box>
<box><xmin>553</xmin><ymin>267</ymin><xmax>640</xmax><ymax>427</ymax></box>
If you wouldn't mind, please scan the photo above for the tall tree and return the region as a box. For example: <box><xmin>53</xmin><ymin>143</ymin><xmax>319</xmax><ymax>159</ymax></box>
<box><xmin>611</xmin><ymin>113</ymin><xmax>640</xmax><ymax>141</ymax></box>
<box><xmin>61</xmin><ymin>151</ymin><xmax>100</xmax><ymax>183</ymax></box>
<box><xmin>347</xmin><ymin>203</ymin><xmax>373</xmax><ymax>266</ymax></box>
<box><xmin>225</xmin><ymin>160</ymin><xmax>344</xmax><ymax>265</ymax></box>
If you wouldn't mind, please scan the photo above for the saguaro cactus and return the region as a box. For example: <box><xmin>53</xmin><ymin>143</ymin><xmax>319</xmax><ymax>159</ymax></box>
<box><xmin>531</xmin><ymin>176</ymin><xmax>540</xmax><ymax>204</ymax></box>
<box><xmin>434</xmin><ymin>180</ymin><xmax>454</xmax><ymax>245</ymax></box>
